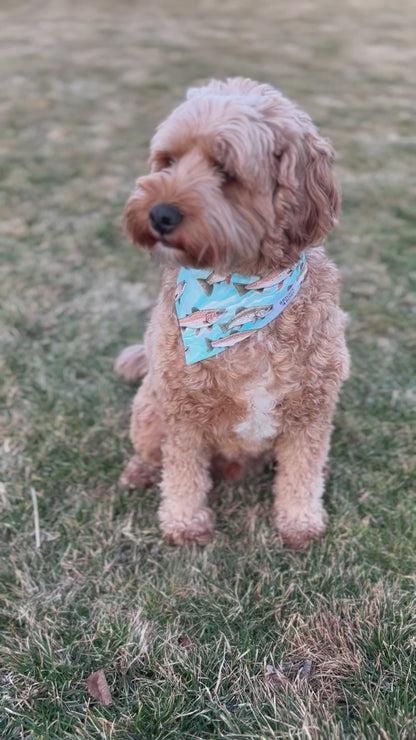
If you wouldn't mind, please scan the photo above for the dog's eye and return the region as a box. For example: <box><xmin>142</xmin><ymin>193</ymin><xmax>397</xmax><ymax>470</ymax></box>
<box><xmin>215</xmin><ymin>163</ymin><xmax>236</xmax><ymax>185</ymax></box>
<box><xmin>160</xmin><ymin>156</ymin><xmax>175</xmax><ymax>170</ymax></box>
<box><xmin>154</xmin><ymin>154</ymin><xmax>176</xmax><ymax>171</ymax></box>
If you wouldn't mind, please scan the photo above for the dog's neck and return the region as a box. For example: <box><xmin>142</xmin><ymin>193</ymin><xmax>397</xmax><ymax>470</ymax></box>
<box><xmin>175</xmin><ymin>253</ymin><xmax>307</xmax><ymax>365</ymax></box>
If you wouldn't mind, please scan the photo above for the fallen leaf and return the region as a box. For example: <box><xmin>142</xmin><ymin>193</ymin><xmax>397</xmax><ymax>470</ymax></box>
<box><xmin>297</xmin><ymin>658</ymin><xmax>313</xmax><ymax>681</ymax></box>
<box><xmin>285</xmin><ymin>657</ymin><xmax>314</xmax><ymax>683</ymax></box>
<box><xmin>178</xmin><ymin>635</ymin><xmax>193</xmax><ymax>648</ymax></box>
<box><xmin>86</xmin><ymin>669</ymin><xmax>112</xmax><ymax>706</ymax></box>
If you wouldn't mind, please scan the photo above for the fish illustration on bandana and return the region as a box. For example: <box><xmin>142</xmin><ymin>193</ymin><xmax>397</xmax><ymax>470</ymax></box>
<box><xmin>175</xmin><ymin>253</ymin><xmax>307</xmax><ymax>364</ymax></box>
<box><xmin>233</xmin><ymin>267</ymin><xmax>295</xmax><ymax>295</ymax></box>
<box><xmin>220</xmin><ymin>304</ymin><xmax>273</xmax><ymax>333</ymax></box>
<box><xmin>178</xmin><ymin>307</ymin><xmax>227</xmax><ymax>332</ymax></box>
<box><xmin>197</xmin><ymin>271</ymin><xmax>232</xmax><ymax>296</ymax></box>
<box><xmin>205</xmin><ymin>329</ymin><xmax>257</xmax><ymax>352</ymax></box>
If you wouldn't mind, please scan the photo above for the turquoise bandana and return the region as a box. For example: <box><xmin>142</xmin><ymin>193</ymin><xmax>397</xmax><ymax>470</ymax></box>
<box><xmin>175</xmin><ymin>253</ymin><xmax>307</xmax><ymax>365</ymax></box>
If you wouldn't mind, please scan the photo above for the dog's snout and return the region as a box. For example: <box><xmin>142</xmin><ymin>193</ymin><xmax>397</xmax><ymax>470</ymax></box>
<box><xmin>149</xmin><ymin>203</ymin><xmax>183</xmax><ymax>236</ymax></box>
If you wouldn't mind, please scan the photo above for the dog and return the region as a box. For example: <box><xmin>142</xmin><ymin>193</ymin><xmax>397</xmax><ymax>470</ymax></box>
<box><xmin>116</xmin><ymin>77</ymin><xmax>349</xmax><ymax>549</ymax></box>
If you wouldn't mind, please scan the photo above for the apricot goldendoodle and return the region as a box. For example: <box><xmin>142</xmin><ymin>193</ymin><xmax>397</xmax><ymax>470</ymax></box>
<box><xmin>116</xmin><ymin>77</ymin><xmax>349</xmax><ymax>549</ymax></box>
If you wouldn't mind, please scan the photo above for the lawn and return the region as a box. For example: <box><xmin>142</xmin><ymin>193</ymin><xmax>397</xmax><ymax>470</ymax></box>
<box><xmin>1</xmin><ymin>0</ymin><xmax>415</xmax><ymax>738</ymax></box>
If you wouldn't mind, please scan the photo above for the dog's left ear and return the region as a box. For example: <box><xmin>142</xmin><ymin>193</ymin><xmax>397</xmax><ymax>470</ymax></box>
<box><xmin>273</xmin><ymin>130</ymin><xmax>340</xmax><ymax>250</ymax></box>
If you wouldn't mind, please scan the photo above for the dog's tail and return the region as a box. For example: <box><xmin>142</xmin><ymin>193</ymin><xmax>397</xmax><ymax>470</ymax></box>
<box><xmin>114</xmin><ymin>344</ymin><xmax>148</xmax><ymax>382</ymax></box>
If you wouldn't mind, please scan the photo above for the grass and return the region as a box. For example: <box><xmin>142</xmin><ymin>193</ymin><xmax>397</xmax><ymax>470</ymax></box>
<box><xmin>1</xmin><ymin>0</ymin><xmax>416</xmax><ymax>737</ymax></box>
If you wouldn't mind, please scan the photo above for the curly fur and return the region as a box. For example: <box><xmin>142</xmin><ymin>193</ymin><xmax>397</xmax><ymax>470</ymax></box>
<box><xmin>118</xmin><ymin>77</ymin><xmax>349</xmax><ymax>549</ymax></box>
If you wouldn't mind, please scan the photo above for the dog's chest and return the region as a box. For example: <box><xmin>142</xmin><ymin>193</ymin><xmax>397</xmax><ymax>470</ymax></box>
<box><xmin>232</xmin><ymin>369</ymin><xmax>280</xmax><ymax>451</ymax></box>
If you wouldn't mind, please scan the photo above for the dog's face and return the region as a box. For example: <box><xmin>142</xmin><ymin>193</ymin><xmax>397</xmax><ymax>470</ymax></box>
<box><xmin>124</xmin><ymin>78</ymin><xmax>340</xmax><ymax>274</ymax></box>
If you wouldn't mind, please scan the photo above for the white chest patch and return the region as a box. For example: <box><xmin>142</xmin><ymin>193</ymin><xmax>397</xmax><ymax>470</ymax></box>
<box><xmin>234</xmin><ymin>372</ymin><xmax>278</xmax><ymax>448</ymax></box>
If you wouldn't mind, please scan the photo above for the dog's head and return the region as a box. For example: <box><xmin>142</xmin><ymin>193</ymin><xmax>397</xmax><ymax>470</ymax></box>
<box><xmin>123</xmin><ymin>78</ymin><xmax>340</xmax><ymax>274</ymax></box>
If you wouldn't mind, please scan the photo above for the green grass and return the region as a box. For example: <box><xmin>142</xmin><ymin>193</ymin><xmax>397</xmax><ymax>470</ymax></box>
<box><xmin>1</xmin><ymin>0</ymin><xmax>416</xmax><ymax>737</ymax></box>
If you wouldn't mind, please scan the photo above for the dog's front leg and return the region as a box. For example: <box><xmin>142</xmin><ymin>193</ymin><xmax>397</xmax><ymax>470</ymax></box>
<box><xmin>158</xmin><ymin>429</ymin><xmax>215</xmax><ymax>545</ymax></box>
<box><xmin>273</xmin><ymin>411</ymin><xmax>333</xmax><ymax>550</ymax></box>
<box><xmin>119</xmin><ymin>375</ymin><xmax>163</xmax><ymax>490</ymax></box>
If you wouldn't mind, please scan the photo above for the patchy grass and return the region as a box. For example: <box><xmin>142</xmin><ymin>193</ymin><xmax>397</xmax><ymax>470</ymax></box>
<box><xmin>1</xmin><ymin>0</ymin><xmax>416</xmax><ymax>737</ymax></box>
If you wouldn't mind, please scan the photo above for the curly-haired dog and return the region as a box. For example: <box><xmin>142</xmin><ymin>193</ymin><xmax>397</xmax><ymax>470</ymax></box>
<box><xmin>117</xmin><ymin>78</ymin><xmax>349</xmax><ymax>549</ymax></box>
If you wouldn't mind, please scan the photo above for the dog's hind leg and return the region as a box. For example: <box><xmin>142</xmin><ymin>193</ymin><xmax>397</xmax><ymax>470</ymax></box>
<box><xmin>119</xmin><ymin>454</ymin><xmax>161</xmax><ymax>489</ymax></box>
<box><xmin>272</xmin><ymin>408</ymin><xmax>333</xmax><ymax>550</ymax></box>
<box><xmin>158</xmin><ymin>428</ymin><xmax>215</xmax><ymax>546</ymax></box>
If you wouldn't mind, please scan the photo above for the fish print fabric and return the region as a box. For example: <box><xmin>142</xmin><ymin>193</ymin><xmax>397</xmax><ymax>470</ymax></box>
<box><xmin>175</xmin><ymin>253</ymin><xmax>307</xmax><ymax>365</ymax></box>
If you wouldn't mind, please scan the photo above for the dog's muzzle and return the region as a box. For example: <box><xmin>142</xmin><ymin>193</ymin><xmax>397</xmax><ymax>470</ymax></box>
<box><xmin>149</xmin><ymin>203</ymin><xmax>183</xmax><ymax>237</ymax></box>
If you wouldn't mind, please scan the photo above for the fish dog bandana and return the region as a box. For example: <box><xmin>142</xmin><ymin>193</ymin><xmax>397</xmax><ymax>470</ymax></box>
<box><xmin>175</xmin><ymin>253</ymin><xmax>307</xmax><ymax>365</ymax></box>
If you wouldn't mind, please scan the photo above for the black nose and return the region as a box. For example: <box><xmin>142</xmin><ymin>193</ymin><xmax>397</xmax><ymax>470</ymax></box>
<box><xmin>149</xmin><ymin>203</ymin><xmax>183</xmax><ymax>236</ymax></box>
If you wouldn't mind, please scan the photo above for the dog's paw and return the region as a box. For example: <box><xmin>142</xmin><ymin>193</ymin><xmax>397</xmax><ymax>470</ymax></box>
<box><xmin>159</xmin><ymin>506</ymin><xmax>215</xmax><ymax>546</ymax></box>
<box><xmin>273</xmin><ymin>504</ymin><xmax>327</xmax><ymax>550</ymax></box>
<box><xmin>119</xmin><ymin>455</ymin><xmax>161</xmax><ymax>490</ymax></box>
